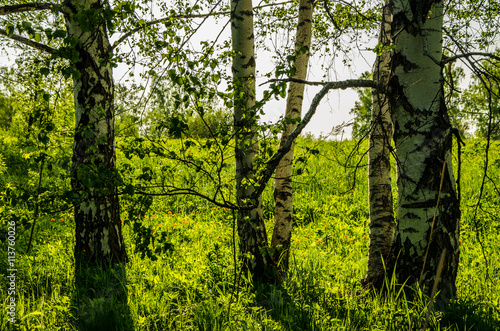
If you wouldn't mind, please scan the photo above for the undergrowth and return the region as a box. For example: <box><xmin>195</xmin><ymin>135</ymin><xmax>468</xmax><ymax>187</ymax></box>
<box><xmin>0</xmin><ymin>138</ymin><xmax>499</xmax><ymax>330</ymax></box>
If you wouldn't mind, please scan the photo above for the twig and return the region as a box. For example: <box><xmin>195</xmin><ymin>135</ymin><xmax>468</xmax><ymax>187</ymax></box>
<box><xmin>443</xmin><ymin>52</ymin><xmax>500</xmax><ymax>64</ymax></box>
<box><xmin>112</xmin><ymin>0</ymin><xmax>295</xmax><ymax>49</ymax></box>
<box><xmin>260</xmin><ymin>77</ymin><xmax>331</xmax><ymax>86</ymax></box>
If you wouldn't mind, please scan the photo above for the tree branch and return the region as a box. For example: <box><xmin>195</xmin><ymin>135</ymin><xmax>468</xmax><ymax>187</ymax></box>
<box><xmin>0</xmin><ymin>28</ymin><xmax>54</xmax><ymax>54</ymax></box>
<box><xmin>260</xmin><ymin>77</ymin><xmax>330</xmax><ymax>86</ymax></box>
<box><xmin>112</xmin><ymin>0</ymin><xmax>295</xmax><ymax>49</ymax></box>
<box><xmin>443</xmin><ymin>52</ymin><xmax>500</xmax><ymax>64</ymax></box>
<box><xmin>112</xmin><ymin>11</ymin><xmax>229</xmax><ymax>49</ymax></box>
<box><xmin>251</xmin><ymin>79</ymin><xmax>378</xmax><ymax>199</ymax></box>
<box><xmin>133</xmin><ymin>186</ymin><xmax>240</xmax><ymax>210</ymax></box>
<box><xmin>0</xmin><ymin>3</ymin><xmax>59</xmax><ymax>15</ymax></box>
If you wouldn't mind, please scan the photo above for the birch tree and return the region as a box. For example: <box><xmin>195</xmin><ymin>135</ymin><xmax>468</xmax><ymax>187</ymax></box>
<box><xmin>362</xmin><ymin>0</ymin><xmax>395</xmax><ymax>290</ymax></box>
<box><xmin>271</xmin><ymin>0</ymin><xmax>315</xmax><ymax>275</ymax></box>
<box><xmin>64</xmin><ymin>0</ymin><xmax>127</xmax><ymax>267</ymax></box>
<box><xmin>231</xmin><ymin>0</ymin><xmax>274</xmax><ymax>282</ymax></box>
<box><xmin>389</xmin><ymin>0</ymin><xmax>460</xmax><ymax>303</ymax></box>
<box><xmin>0</xmin><ymin>0</ymin><xmax>128</xmax><ymax>267</ymax></box>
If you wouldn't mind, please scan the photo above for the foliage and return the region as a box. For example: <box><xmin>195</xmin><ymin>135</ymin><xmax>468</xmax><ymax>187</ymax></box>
<box><xmin>1</xmin><ymin>138</ymin><xmax>499</xmax><ymax>330</ymax></box>
<box><xmin>0</xmin><ymin>60</ymin><xmax>74</xmax><ymax>242</ymax></box>
<box><xmin>140</xmin><ymin>75</ymin><xmax>233</xmax><ymax>139</ymax></box>
<box><xmin>460</xmin><ymin>55</ymin><xmax>500</xmax><ymax>139</ymax></box>
<box><xmin>444</xmin><ymin>0</ymin><xmax>500</xmax><ymax>52</ymax></box>
<box><xmin>254</xmin><ymin>0</ymin><xmax>380</xmax><ymax>79</ymax></box>
<box><xmin>349</xmin><ymin>72</ymin><xmax>372</xmax><ymax>140</ymax></box>
<box><xmin>444</xmin><ymin>63</ymin><xmax>471</xmax><ymax>138</ymax></box>
<box><xmin>115</xmin><ymin>83</ymin><xmax>141</xmax><ymax>139</ymax></box>
<box><xmin>1</xmin><ymin>0</ymin><xmax>500</xmax><ymax>329</ymax></box>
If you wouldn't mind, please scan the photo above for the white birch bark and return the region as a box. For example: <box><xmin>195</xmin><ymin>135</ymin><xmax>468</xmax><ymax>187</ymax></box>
<box><xmin>64</xmin><ymin>0</ymin><xmax>127</xmax><ymax>267</ymax></box>
<box><xmin>363</xmin><ymin>1</ymin><xmax>395</xmax><ymax>289</ymax></box>
<box><xmin>231</xmin><ymin>0</ymin><xmax>274</xmax><ymax>281</ymax></box>
<box><xmin>390</xmin><ymin>0</ymin><xmax>460</xmax><ymax>303</ymax></box>
<box><xmin>271</xmin><ymin>0</ymin><xmax>314</xmax><ymax>274</ymax></box>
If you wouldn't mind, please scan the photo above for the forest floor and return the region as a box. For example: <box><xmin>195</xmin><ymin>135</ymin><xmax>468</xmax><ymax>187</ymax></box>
<box><xmin>1</xmin><ymin>138</ymin><xmax>499</xmax><ymax>330</ymax></box>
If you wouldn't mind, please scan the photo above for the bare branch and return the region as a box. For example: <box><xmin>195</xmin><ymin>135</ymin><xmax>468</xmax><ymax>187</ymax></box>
<box><xmin>251</xmin><ymin>79</ymin><xmax>377</xmax><ymax>199</ymax></box>
<box><xmin>133</xmin><ymin>186</ymin><xmax>240</xmax><ymax>210</ymax></box>
<box><xmin>0</xmin><ymin>3</ymin><xmax>59</xmax><ymax>15</ymax></box>
<box><xmin>260</xmin><ymin>77</ymin><xmax>329</xmax><ymax>86</ymax></box>
<box><xmin>0</xmin><ymin>28</ymin><xmax>54</xmax><ymax>54</ymax></box>
<box><xmin>444</xmin><ymin>52</ymin><xmax>500</xmax><ymax>64</ymax></box>
<box><xmin>443</xmin><ymin>26</ymin><xmax>495</xmax><ymax>282</ymax></box>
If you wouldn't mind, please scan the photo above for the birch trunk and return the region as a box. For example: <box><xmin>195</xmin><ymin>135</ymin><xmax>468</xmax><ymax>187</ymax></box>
<box><xmin>231</xmin><ymin>0</ymin><xmax>274</xmax><ymax>282</ymax></box>
<box><xmin>362</xmin><ymin>1</ymin><xmax>395</xmax><ymax>290</ymax></box>
<box><xmin>64</xmin><ymin>0</ymin><xmax>127</xmax><ymax>267</ymax></box>
<box><xmin>389</xmin><ymin>0</ymin><xmax>460</xmax><ymax>303</ymax></box>
<box><xmin>271</xmin><ymin>0</ymin><xmax>314</xmax><ymax>274</ymax></box>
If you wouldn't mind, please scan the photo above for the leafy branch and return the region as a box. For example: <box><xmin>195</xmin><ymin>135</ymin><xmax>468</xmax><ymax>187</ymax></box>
<box><xmin>111</xmin><ymin>0</ymin><xmax>295</xmax><ymax>49</ymax></box>
<box><xmin>0</xmin><ymin>2</ymin><xmax>61</xmax><ymax>15</ymax></box>
<box><xmin>0</xmin><ymin>28</ymin><xmax>55</xmax><ymax>54</ymax></box>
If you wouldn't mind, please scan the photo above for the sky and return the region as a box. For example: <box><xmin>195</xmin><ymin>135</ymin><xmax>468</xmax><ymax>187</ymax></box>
<box><xmin>178</xmin><ymin>11</ymin><xmax>377</xmax><ymax>139</ymax></box>
<box><xmin>257</xmin><ymin>50</ymin><xmax>375</xmax><ymax>139</ymax></box>
<box><xmin>1</xmin><ymin>1</ymin><xmax>493</xmax><ymax>140</ymax></box>
<box><xmin>0</xmin><ymin>1</ymin><xmax>377</xmax><ymax>139</ymax></box>
<box><xmin>133</xmin><ymin>10</ymin><xmax>378</xmax><ymax>139</ymax></box>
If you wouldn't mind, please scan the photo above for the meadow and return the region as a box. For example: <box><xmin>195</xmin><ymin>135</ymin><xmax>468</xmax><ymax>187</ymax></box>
<box><xmin>0</xmin><ymin>137</ymin><xmax>499</xmax><ymax>330</ymax></box>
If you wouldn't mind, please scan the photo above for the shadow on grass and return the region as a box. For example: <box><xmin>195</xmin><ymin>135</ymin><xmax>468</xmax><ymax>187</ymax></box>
<box><xmin>441</xmin><ymin>298</ymin><xmax>500</xmax><ymax>330</ymax></box>
<box><xmin>72</xmin><ymin>262</ymin><xmax>134</xmax><ymax>331</ymax></box>
<box><xmin>252</xmin><ymin>281</ymin><xmax>323</xmax><ymax>331</ymax></box>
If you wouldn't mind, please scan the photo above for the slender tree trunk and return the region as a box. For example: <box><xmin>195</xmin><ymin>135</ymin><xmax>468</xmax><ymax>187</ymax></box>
<box><xmin>231</xmin><ymin>0</ymin><xmax>274</xmax><ymax>282</ymax></box>
<box><xmin>271</xmin><ymin>0</ymin><xmax>314</xmax><ymax>275</ymax></box>
<box><xmin>64</xmin><ymin>0</ymin><xmax>127</xmax><ymax>267</ymax></box>
<box><xmin>389</xmin><ymin>0</ymin><xmax>460</xmax><ymax>303</ymax></box>
<box><xmin>362</xmin><ymin>1</ymin><xmax>395</xmax><ymax>290</ymax></box>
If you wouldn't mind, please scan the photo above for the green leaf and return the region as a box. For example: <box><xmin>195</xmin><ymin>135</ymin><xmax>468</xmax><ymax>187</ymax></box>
<box><xmin>37</xmin><ymin>132</ymin><xmax>50</xmax><ymax>144</ymax></box>
<box><xmin>5</xmin><ymin>24</ymin><xmax>14</xmax><ymax>37</ymax></box>
<box><xmin>72</xmin><ymin>69</ymin><xmax>81</xmax><ymax>80</ymax></box>
<box><xmin>167</xmin><ymin>69</ymin><xmax>177</xmax><ymax>80</ymax></box>
<box><xmin>124</xmin><ymin>184</ymin><xmax>135</xmax><ymax>195</ymax></box>
<box><xmin>45</xmin><ymin>122</ymin><xmax>55</xmax><ymax>132</ymax></box>
<box><xmin>40</xmin><ymin>67</ymin><xmax>50</xmax><ymax>76</ymax></box>
<box><xmin>21</xmin><ymin>21</ymin><xmax>32</xmax><ymax>30</ymax></box>
<box><xmin>44</xmin><ymin>28</ymin><xmax>52</xmax><ymax>40</ymax></box>
<box><xmin>53</xmin><ymin>29</ymin><xmax>66</xmax><ymax>38</ymax></box>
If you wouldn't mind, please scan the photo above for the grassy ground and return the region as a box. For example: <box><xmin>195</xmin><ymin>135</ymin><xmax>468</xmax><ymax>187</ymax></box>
<box><xmin>1</xmin><ymin>138</ymin><xmax>499</xmax><ymax>330</ymax></box>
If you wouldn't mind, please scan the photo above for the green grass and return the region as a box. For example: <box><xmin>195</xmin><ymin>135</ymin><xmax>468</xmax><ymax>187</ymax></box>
<box><xmin>1</xmin><ymin>138</ymin><xmax>499</xmax><ymax>330</ymax></box>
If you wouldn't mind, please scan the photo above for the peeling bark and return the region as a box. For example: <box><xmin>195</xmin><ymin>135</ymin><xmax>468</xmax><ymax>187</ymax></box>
<box><xmin>271</xmin><ymin>0</ymin><xmax>314</xmax><ymax>275</ymax></box>
<box><xmin>363</xmin><ymin>0</ymin><xmax>395</xmax><ymax>290</ymax></box>
<box><xmin>64</xmin><ymin>0</ymin><xmax>127</xmax><ymax>267</ymax></box>
<box><xmin>231</xmin><ymin>0</ymin><xmax>274</xmax><ymax>282</ymax></box>
<box><xmin>389</xmin><ymin>0</ymin><xmax>460</xmax><ymax>304</ymax></box>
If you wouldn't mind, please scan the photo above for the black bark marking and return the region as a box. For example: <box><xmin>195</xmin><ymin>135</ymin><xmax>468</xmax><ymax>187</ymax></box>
<box><xmin>392</xmin><ymin>52</ymin><xmax>420</xmax><ymax>73</ymax></box>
